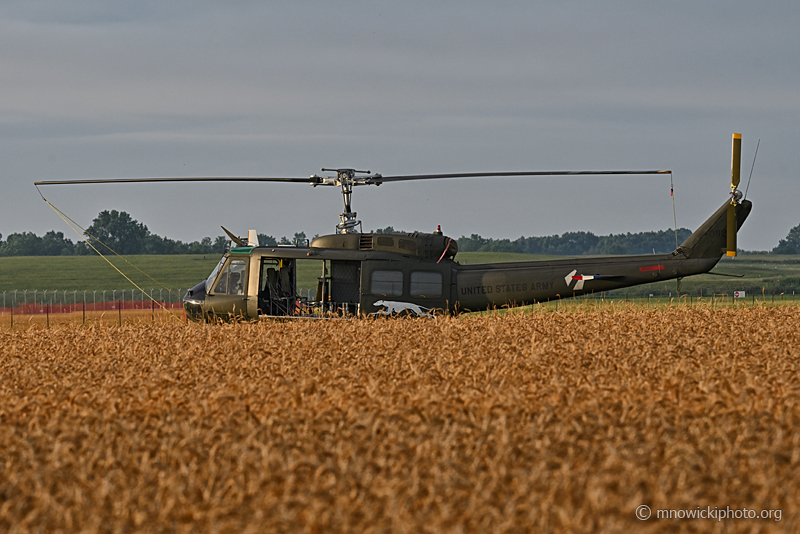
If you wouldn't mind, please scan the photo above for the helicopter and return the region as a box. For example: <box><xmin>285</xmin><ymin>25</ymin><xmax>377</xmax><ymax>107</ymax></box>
<box><xmin>35</xmin><ymin>133</ymin><xmax>752</xmax><ymax>320</ymax></box>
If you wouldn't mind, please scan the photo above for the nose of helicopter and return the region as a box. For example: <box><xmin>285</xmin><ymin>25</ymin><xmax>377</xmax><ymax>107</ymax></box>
<box><xmin>183</xmin><ymin>280</ymin><xmax>207</xmax><ymax>321</ymax></box>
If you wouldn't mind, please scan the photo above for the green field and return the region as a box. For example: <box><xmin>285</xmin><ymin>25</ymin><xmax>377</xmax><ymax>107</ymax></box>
<box><xmin>1</xmin><ymin>252</ymin><xmax>798</xmax><ymax>304</ymax></box>
<box><xmin>610</xmin><ymin>254</ymin><xmax>800</xmax><ymax>298</ymax></box>
<box><xmin>0</xmin><ymin>255</ymin><xmax>221</xmax><ymax>300</ymax></box>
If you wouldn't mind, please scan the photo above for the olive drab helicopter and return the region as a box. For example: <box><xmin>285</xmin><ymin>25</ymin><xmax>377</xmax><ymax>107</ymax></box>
<box><xmin>35</xmin><ymin>133</ymin><xmax>752</xmax><ymax>321</ymax></box>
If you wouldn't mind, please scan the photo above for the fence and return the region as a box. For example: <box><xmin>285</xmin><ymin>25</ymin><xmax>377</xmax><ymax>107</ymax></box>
<box><xmin>0</xmin><ymin>289</ymin><xmax>187</xmax><ymax>328</ymax></box>
<box><xmin>1</xmin><ymin>300</ymin><xmax>184</xmax><ymax>316</ymax></box>
<box><xmin>0</xmin><ymin>289</ymin><xmax>186</xmax><ymax>310</ymax></box>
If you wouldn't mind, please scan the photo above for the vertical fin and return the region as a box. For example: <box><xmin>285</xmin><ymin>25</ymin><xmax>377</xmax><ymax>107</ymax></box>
<box><xmin>726</xmin><ymin>204</ymin><xmax>737</xmax><ymax>257</ymax></box>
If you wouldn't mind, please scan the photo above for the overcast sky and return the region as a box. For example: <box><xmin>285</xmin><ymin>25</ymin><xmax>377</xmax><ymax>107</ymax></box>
<box><xmin>2</xmin><ymin>1</ymin><xmax>798</xmax><ymax>251</ymax></box>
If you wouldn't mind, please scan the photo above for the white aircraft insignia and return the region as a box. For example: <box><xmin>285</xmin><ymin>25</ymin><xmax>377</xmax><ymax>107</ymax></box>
<box><xmin>565</xmin><ymin>270</ymin><xmax>599</xmax><ymax>291</ymax></box>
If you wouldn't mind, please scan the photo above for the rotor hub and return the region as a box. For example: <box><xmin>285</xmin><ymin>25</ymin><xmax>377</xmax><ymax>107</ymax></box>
<box><xmin>315</xmin><ymin>168</ymin><xmax>378</xmax><ymax>233</ymax></box>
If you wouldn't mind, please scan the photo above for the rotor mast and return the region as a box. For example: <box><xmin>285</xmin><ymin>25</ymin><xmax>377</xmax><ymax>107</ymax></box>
<box><xmin>314</xmin><ymin>168</ymin><xmax>383</xmax><ymax>234</ymax></box>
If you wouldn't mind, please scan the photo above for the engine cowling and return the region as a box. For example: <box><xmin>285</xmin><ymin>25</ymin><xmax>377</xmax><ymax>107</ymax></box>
<box><xmin>311</xmin><ymin>232</ymin><xmax>458</xmax><ymax>261</ymax></box>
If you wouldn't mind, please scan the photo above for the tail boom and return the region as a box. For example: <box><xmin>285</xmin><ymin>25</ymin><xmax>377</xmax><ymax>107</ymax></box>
<box><xmin>451</xmin><ymin>198</ymin><xmax>752</xmax><ymax>311</ymax></box>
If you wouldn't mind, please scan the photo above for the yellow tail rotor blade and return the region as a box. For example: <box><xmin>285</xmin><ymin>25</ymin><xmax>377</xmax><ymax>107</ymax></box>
<box><xmin>731</xmin><ymin>133</ymin><xmax>742</xmax><ymax>190</ymax></box>
<box><xmin>727</xmin><ymin>133</ymin><xmax>743</xmax><ymax>257</ymax></box>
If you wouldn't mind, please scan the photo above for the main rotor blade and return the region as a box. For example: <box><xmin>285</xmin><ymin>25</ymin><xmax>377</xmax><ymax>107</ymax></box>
<box><xmin>35</xmin><ymin>170</ymin><xmax>672</xmax><ymax>187</ymax></box>
<box><xmin>370</xmin><ymin>170</ymin><xmax>671</xmax><ymax>183</ymax></box>
<box><xmin>221</xmin><ymin>225</ymin><xmax>248</xmax><ymax>248</ymax></box>
<box><xmin>220</xmin><ymin>226</ymin><xmax>247</xmax><ymax>247</ymax></box>
<box><xmin>34</xmin><ymin>176</ymin><xmax>321</xmax><ymax>186</ymax></box>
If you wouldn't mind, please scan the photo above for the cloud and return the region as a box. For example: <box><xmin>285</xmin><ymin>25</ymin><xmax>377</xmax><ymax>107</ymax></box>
<box><xmin>1</xmin><ymin>1</ymin><xmax>798</xmax><ymax>250</ymax></box>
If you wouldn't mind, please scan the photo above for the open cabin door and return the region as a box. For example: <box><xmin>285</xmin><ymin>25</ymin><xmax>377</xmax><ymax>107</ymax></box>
<box><xmin>256</xmin><ymin>257</ymin><xmax>362</xmax><ymax>317</ymax></box>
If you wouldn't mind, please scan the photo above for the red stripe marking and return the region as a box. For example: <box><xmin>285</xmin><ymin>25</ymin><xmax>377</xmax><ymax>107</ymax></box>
<box><xmin>640</xmin><ymin>265</ymin><xmax>664</xmax><ymax>272</ymax></box>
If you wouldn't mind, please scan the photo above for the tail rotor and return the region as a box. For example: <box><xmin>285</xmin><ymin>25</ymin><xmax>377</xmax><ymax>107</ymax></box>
<box><xmin>726</xmin><ymin>133</ymin><xmax>743</xmax><ymax>257</ymax></box>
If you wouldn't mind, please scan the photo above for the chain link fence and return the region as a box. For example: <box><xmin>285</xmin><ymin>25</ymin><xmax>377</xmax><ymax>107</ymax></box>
<box><xmin>0</xmin><ymin>289</ymin><xmax>187</xmax><ymax>327</ymax></box>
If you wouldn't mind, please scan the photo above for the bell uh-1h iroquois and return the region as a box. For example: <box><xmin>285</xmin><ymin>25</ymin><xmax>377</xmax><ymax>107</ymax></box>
<box><xmin>35</xmin><ymin>134</ymin><xmax>751</xmax><ymax>320</ymax></box>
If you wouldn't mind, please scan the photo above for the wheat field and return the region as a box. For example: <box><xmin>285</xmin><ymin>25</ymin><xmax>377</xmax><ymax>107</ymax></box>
<box><xmin>1</xmin><ymin>306</ymin><xmax>798</xmax><ymax>533</ymax></box>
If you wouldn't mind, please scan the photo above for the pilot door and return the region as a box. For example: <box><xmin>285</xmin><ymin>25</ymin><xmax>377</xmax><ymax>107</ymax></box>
<box><xmin>205</xmin><ymin>257</ymin><xmax>249</xmax><ymax>318</ymax></box>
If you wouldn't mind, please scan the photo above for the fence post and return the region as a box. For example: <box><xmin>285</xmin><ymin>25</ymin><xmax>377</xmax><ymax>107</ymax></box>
<box><xmin>118</xmin><ymin>301</ymin><xmax>122</xmax><ymax>326</ymax></box>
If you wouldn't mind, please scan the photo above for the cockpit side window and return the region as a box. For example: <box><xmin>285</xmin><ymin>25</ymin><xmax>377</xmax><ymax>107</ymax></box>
<box><xmin>212</xmin><ymin>258</ymin><xmax>248</xmax><ymax>295</ymax></box>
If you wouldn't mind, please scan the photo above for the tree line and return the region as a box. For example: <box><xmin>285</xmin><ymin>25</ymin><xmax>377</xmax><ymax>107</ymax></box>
<box><xmin>456</xmin><ymin>228</ymin><xmax>694</xmax><ymax>255</ymax></box>
<box><xmin>0</xmin><ymin>211</ymin><xmax>300</xmax><ymax>257</ymax></box>
<box><xmin>2</xmin><ymin>212</ymin><xmax>799</xmax><ymax>257</ymax></box>
<box><xmin>772</xmin><ymin>223</ymin><xmax>800</xmax><ymax>254</ymax></box>
<box><xmin>377</xmin><ymin>223</ymin><xmax>800</xmax><ymax>256</ymax></box>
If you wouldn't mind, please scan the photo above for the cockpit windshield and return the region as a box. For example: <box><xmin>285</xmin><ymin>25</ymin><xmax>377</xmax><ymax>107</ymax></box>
<box><xmin>205</xmin><ymin>256</ymin><xmax>227</xmax><ymax>292</ymax></box>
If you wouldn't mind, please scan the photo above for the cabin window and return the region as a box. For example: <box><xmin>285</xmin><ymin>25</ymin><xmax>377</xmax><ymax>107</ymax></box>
<box><xmin>213</xmin><ymin>258</ymin><xmax>247</xmax><ymax>295</ymax></box>
<box><xmin>376</xmin><ymin>236</ymin><xmax>395</xmax><ymax>247</ymax></box>
<box><xmin>371</xmin><ymin>270</ymin><xmax>403</xmax><ymax>296</ymax></box>
<box><xmin>410</xmin><ymin>271</ymin><xmax>442</xmax><ymax>297</ymax></box>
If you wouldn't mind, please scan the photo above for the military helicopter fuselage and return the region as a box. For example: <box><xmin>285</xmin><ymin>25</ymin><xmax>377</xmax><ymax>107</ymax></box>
<box><xmin>183</xmin><ymin>197</ymin><xmax>751</xmax><ymax>320</ymax></box>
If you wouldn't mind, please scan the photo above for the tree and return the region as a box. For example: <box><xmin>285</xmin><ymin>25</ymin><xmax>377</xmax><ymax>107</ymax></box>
<box><xmin>213</xmin><ymin>236</ymin><xmax>228</xmax><ymax>253</ymax></box>
<box><xmin>40</xmin><ymin>231</ymin><xmax>74</xmax><ymax>256</ymax></box>
<box><xmin>85</xmin><ymin>210</ymin><xmax>149</xmax><ymax>255</ymax></box>
<box><xmin>258</xmin><ymin>234</ymin><xmax>277</xmax><ymax>246</ymax></box>
<box><xmin>188</xmin><ymin>237</ymin><xmax>213</xmax><ymax>254</ymax></box>
<box><xmin>773</xmin><ymin>223</ymin><xmax>800</xmax><ymax>254</ymax></box>
<box><xmin>0</xmin><ymin>230</ymin><xmax>77</xmax><ymax>256</ymax></box>
<box><xmin>0</xmin><ymin>232</ymin><xmax>42</xmax><ymax>256</ymax></box>
<box><xmin>143</xmin><ymin>234</ymin><xmax>181</xmax><ymax>254</ymax></box>
<box><xmin>457</xmin><ymin>234</ymin><xmax>493</xmax><ymax>252</ymax></box>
